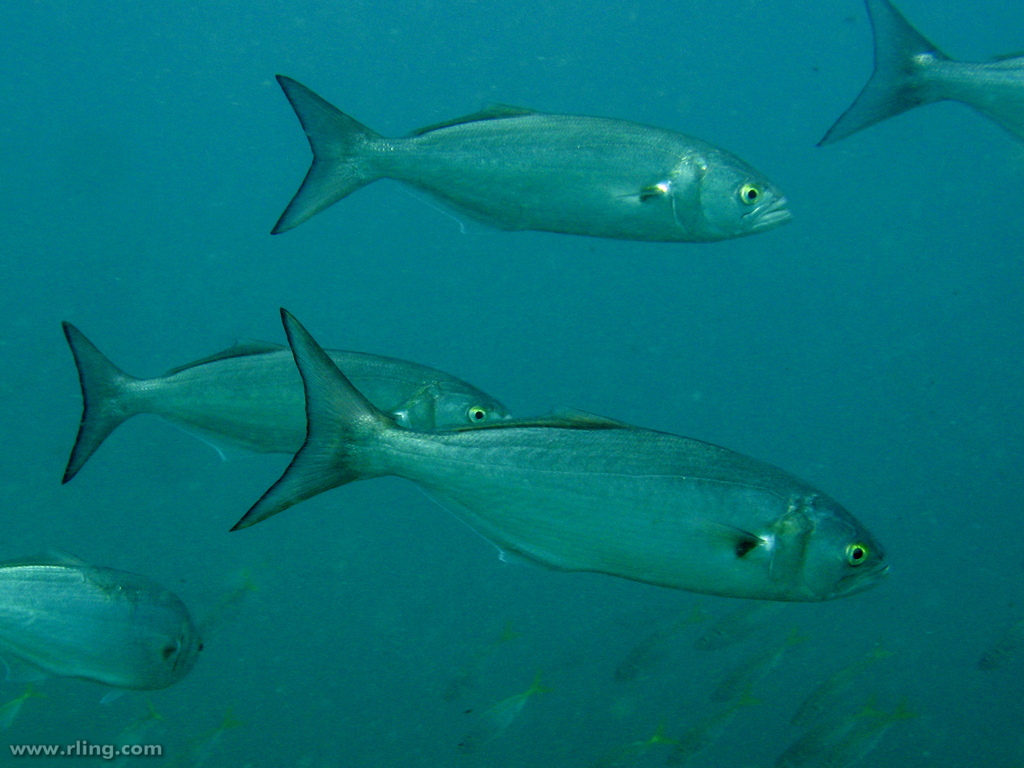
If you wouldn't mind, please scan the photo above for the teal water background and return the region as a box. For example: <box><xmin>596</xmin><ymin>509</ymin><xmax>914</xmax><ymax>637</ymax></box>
<box><xmin>1</xmin><ymin>1</ymin><xmax>1022</xmax><ymax>765</ymax></box>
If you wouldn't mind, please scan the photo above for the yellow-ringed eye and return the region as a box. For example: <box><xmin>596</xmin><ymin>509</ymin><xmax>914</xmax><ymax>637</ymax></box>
<box><xmin>846</xmin><ymin>543</ymin><xmax>869</xmax><ymax>566</ymax></box>
<box><xmin>739</xmin><ymin>183</ymin><xmax>761</xmax><ymax>205</ymax></box>
<box><xmin>468</xmin><ymin>406</ymin><xmax>488</xmax><ymax>423</ymax></box>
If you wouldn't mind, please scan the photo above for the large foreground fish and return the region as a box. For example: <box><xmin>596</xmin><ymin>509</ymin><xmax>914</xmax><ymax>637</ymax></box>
<box><xmin>0</xmin><ymin>553</ymin><xmax>201</xmax><ymax>690</ymax></box>
<box><xmin>271</xmin><ymin>76</ymin><xmax>791</xmax><ymax>242</ymax></box>
<box><xmin>232</xmin><ymin>310</ymin><xmax>888</xmax><ymax>602</ymax></box>
<box><xmin>820</xmin><ymin>0</ymin><xmax>1024</xmax><ymax>145</ymax></box>
<box><xmin>62</xmin><ymin>322</ymin><xmax>510</xmax><ymax>482</ymax></box>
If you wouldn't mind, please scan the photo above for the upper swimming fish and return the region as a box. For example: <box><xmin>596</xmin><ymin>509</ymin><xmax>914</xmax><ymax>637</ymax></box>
<box><xmin>271</xmin><ymin>76</ymin><xmax>791</xmax><ymax>242</ymax></box>
<box><xmin>820</xmin><ymin>0</ymin><xmax>1024</xmax><ymax>145</ymax></box>
<box><xmin>232</xmin><ymin>310</ymin><xmax>888</xmax><ymax>603</ymax></box>
<box><xmin>61</xmin><ymin>322</ymin><xmax>510</xmax><ymax>482</ymax></box>
<box><xmin>0</xmin><ymin>552</ymin><xmax>201</xmax><ymax>690</ymax></box>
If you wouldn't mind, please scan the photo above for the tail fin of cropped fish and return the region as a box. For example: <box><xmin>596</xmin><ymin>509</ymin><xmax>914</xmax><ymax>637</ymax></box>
<box><xmin>62</xmin><ymin>323</ymin><xmax>143</xmax><ymax>483</ymax></box>
<box><xmin>272</xmin><ymin>76</ymin><xmax>383</xmax><ymax>234</ymax></box>
<box><xmin>231</xmin><ymin>309</ymin><xmax>394</xmax><ymax>530</ymax></box>
<box><xmin>818</xmin><ymin>0</ymin><xmax>947</xmax><ymax>145</ymax></box>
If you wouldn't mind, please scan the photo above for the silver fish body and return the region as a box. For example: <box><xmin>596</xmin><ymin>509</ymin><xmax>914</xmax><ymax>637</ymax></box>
<box><xmin>234</xmin><ymin>311</ymin><xmax>889</xmax><ymax>603</ymax></box>
<box><xmin>62</xmin><ymin>323</ymin><xmax>510</xmax><ymax>482</ymax></box>
<box><xmin>272</xmin><ymin>76</ymin><xmax>791</xmax><ymax>242</ymax></box>
<box><xmin>0</xmin><ymin>554</ymin><xmax>201</xmax><ymax>690</ymax></box>
<box><xmin>820</xmin><ymin>0</ymin><xmax>1024</xmax><ymax>145</ymax></box>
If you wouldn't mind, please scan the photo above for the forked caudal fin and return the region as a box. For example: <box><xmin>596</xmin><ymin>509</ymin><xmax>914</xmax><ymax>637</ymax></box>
<box><xmin>271</xmin><ymin>75</ymin><xmax>383</xmax><ymax>234</ymax></box>
<box><xmin>61</xmin><ymin>322</ymin><xmax>142</xmax><ymax>483</ymax></box>
<box><xmin>818</xmin><ymin>0</ymin><xmax>948</xmax><ymax>145</ymax></box>
<box><xmin>230</xmin><ymin>309</ymin><xmax>394</xmax><ymax>531</ymax></box>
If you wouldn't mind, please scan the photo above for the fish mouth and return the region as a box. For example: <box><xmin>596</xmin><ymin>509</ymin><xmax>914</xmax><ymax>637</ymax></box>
<box><xmin>834</xmin><ymin>562</ymin><xmax>890</xmax><ymax>598</ymax></box>
<box><xmin>747</xmin><ymin>196</ymin><xmax>792</xmax><ymax>231</ymax></box>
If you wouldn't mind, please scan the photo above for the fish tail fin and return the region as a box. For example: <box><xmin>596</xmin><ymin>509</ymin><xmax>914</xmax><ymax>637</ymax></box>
<box><xmin>61</xmin><ymin>322</ymin><xmax>143</xmax><ymax>483</ymax></box>
<box><xmin>231</xmin><ymin>309</ymin><xmax>395</xmax><ymax>530</ymax></box>
<box><xmin>818</xmin><ymin>0</ymin><xmax>948</xmax><ymax>145</ymax></box>
<box><xmin>271</xmin><ymin>75</ymin><xmax>383</xmax><ymax>234</ymax></box>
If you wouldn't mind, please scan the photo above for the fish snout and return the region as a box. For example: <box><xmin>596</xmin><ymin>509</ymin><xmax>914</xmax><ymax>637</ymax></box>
<box><xmin>747</xmin><ymin>195</ymin><xmax>793</xmax><ymax>231</ymax></box>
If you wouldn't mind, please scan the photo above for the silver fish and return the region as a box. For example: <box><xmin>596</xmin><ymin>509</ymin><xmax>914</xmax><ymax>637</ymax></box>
<box><xmin>232</xmin><ymin>310</ymin><xmax>889</xmax><ymax>603</ymax></box>
<box><xmin>271</xmin><ymin>76</ymin><xmax>791</xmax><ymax>242</ymax></box>
<box><xmin>0</xmin><ymin>553</ymin><xmax>201</xmax><ymax>690</ymax></box>
<box><xmin>62</xmin><ymin>322</ymin><xmax>510</xmax><ymax>482</ymax></box>
<box><xmin>820</xmin><ymin>0</ymin><xmax>1024</xmax><ymax>145</ymax></box>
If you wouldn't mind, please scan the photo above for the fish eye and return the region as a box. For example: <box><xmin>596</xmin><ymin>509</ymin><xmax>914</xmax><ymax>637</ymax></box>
<box><xmin>845</xmin><ymin>543</ymin><xmax>869</xmax><ymax>566</ymax></box>
<box><xmin>468</xmin><ymin>406</ymin><xmax>488</xmax><ymax>423</ymax></box>
<box><xmin>739</xmin><ymin>183</ymin><xmax>761</xmax><ymax>205</ymax></box>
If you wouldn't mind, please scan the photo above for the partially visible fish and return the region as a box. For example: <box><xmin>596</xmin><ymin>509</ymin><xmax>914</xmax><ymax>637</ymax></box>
<box><xmin>197</xmin><ymin>567</ymin><xmax>260</xmax><ymax>637</ymax></box>
<box><xmin>272</xmin><ymin>76</ymin><xmax>791</xmax><ymax>242</ymax></box>
<box><xmin>694</xmin><ymin>602</ymin><xmax>784</xmax><ymax>651</ymax></box>
<box><xmin>105</xmin><ymin>700</ymin><xmax>165</xmax><ymax>768</ymax></box>
<box><xmin>456</xmin><ymin>673</ymin><xmax>550</xmax><ymax>754</ymax></box>
<box><xmin>590</xmin><ymin>722</ymin><xmax>676</xmax><ymax>768</ymax></box>
<box><xmin>62</xmin><ymin>322</ymin><xmax>510</xmax><ymax>482</ymax></box>
<box><xmin>814</xmin><ymin>699</ymin><xmax>916</xmax><ymax>768</ymax></box>
<box><xmin>232</xmin><ymin>310</ymin><xmax>889</xmax><ymax>604</ymax></box>
<box><xmin>819</xmin><ymin>0</ymin><xmax>1024</xmax><ymax>145</ymax></box>
<box><xmin>0</xmin><ymin>684</ymin><xmax>43</xmax><ymax>730</ymax></box>
<box><xmin>665</xmin><ymin>686</ymin><xmax>760</xmax><ymax>766</ymax></box>
<box><xmin>443</xmin><ymin>620</ymin><xmax>519</xmax><ymax>702</ymax></box>
<box><xmin>790</xmin><ymin>643</ymin><xmax>894</xmax><ymax>727</ymax></box>
<box><xmin>775</xmin><ymin>698</ymin><xmax>916</xmax><ymax>768</ymax></box>
<box><xmin>0</xmin><ymin>553</ymin><xmax>202</xmax><ymax>691</ymax></box>
<box><xmin>613</xmin><ymin>604</ymin><xmax>707</xmax><ymax>682</ymax></box>
<box><xmin>168</xmin><ymin>707</ymin><xmax>244</xmax><ymax>768</ymax></box>
<box><xmin>977</xmin><ymin>616</ymin><xmax>1024</xmax><ymax>670</ymax></box>
<box><xmin>709</xmin><ymin>627</ymin><xmax>807</xmax><ymax>703</ymax></box>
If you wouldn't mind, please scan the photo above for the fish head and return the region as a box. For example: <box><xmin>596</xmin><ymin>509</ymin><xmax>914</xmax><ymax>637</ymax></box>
<box><xmin>149</xmin><ymin>617</ymin><xmax>203</xmax><ymax>688</ymax></box>
<box><xmin>394</xmin><ymin>384</ymin><xmax>511</xmax><ymax>430</ymax></box>
<box><xmin>683</xmin><ymin>151</ymin><xmax>792</xmax><ymax>240</ymax></box>
<box><xmin>129</xmin><ymin>601</ymin><xmax>204</xmax><ymax>690</ymax></box>
<box><xmin>783</xmin><ymin>494</ymin><xmax>888</xmax><ymax>601</ymax></box>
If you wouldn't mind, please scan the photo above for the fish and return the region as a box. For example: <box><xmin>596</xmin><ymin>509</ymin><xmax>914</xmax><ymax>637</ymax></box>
<box><xmin>271</xmin><ymin>76</ymin><xmax>791</xmax><ymax>242</ymax></box>
<box><xmin>665</xmin><ymin>686</ymin><xmax>760</xmax><ymax>766</ymax></box>
<box><xmin>167</xmin><ymin>707</ymin><xmax>244</xmax><ymax>768</ymax></box>
<box><xmin>105</xmin><ymin>700</ymin><xmax>165</xmax><ymax>768</ymax></box>
<box><xmin>811</xmin><ymin>699</ymin><xmax>916</xmax><ymax>768</ymax></box>
<box><xmin>0</xmin><ymin>684</ymin><xmax>44</xmax><ymax>730</ymax></box>
<box><xmin>456</xmin><ymin>673</ymin><xmax>550</xmax><ymax>754</ymax></box>
<box><xmin>62</xmin><ymin>322</ymin><xmax>510</xmax><ymax>482</ymax></box>
<box><xmin>233</xmin><ymin>310</ymin><xmax>889</xmax><ymax>603</ymax></box>
<box><xmin>590</xmin><ymin>722</ymin><xmax>676</xmax><ymax>768</ymax></box>
<box><xmin>613</xmin><ymin>604</ymin><xmax>708</xmax><ymax>682</ymax></box>
<box><xmin>443</xmin><ymin>620</ymin><xmax>519</xmax><ymax>701</ymax></box>
<box><xmin>0</xmin><ymin>552</ymin><xmax>202</xmax><ymax>691</ymax></box>
<box><xmin>197</xmin><ymin>567</ymin><xmax>260</xmax><ymax>637</ymax></box>
<box><xmin>790</xmin><ymin>643</ymin><xmax>894</xmax><ymax>727</ymax></box>
<box><xmin>977</xmin><ymin>616</ymin><xmax>1024</xmax><ymax>670</ymax></box>
<box><xmin>709</xmin><ymin>627</ymin><xmax>807</xmax><ymax>703</ymax></box>
<box><xmin>775</xmin><ymin>698</ymin><xmax>916</xmax><ymax>768</ymax></box>
<box><xmin>694</xmin><ymin>601</ymin><xmax>784</xmax><ymax>651</ymax></box>
<box><xmin>819</xmin><ymin>0</ymin><xmax>1024</xmax><ymax>145</ymax></box>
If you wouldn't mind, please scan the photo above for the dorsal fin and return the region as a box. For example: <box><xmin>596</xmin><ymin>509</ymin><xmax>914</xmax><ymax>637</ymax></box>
<box><xmin>163</xmin><ymin>340</ymin><xmax>286</xmax><ymax>376</ymax></box>
<box><xmin>991</xmin><ymin>50</ymin><xmax>1024</xmax><ymax>62</ymax></box>
<box><xmin>0</xmin><ymin>550</ymin><xmax>89</xmax><ymax>569</ymax></box>
<box><xmin>410</xmin><ymin>105</ymin><xmax>538</xmax><ymax>136</ymax></box>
